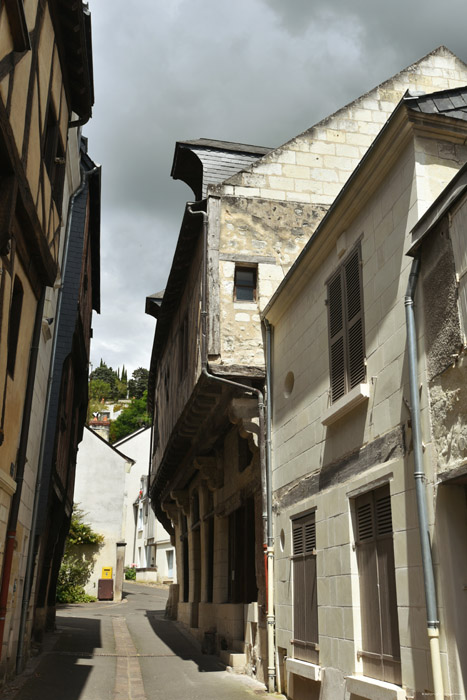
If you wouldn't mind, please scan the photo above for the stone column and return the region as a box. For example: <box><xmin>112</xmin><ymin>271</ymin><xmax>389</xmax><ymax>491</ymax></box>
<box><xmin>115</xmin><ymin>541</ymin><xmax>126</xmax><ymax>602</ymax></box>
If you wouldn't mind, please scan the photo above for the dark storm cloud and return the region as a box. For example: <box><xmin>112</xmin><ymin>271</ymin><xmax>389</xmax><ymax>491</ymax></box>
<box><xmin>84</xmin><ymin>0</ymin><xmax>467</xmax><ymax>374</ymax></box>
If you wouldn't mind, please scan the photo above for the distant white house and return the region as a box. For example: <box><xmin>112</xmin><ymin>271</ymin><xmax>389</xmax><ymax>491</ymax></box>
<box><xmin>114</xmin><ymin>428</ymin><xmax>176</xmax><ymax>583</ymax></box>
<box><xmin>73</xmin><ymin>427</ymin><xmax>134</xmax><ymax>596</ymax></box>
<box><xmin>74</xmin><ymin>425</ymin><xmax>176</xmax><ymax>595</ymax></box>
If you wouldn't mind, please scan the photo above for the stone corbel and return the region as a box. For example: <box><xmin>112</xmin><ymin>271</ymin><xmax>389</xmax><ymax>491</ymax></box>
<box><xmin>170</xmin><ymin>490</ymin><xmax>190</xmax><ymax>516</ymax></box>
<box><xmin>228</xmin><ymin>398</ymin><xmax>260</xmax><ymax>446</ymax></box>
<box><xmin>162</xmin><ymin>501</ymin><xmax>179</xmax><ymax>525</ymax></box>
<box><xmin>194</xmin><ymin>456</ymin><xmax>223</xmax><ymax>490</ymax></box>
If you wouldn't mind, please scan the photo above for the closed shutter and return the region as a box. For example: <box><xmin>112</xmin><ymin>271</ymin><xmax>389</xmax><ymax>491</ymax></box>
<box><xmin>292</xmin><ymin>513</ymin><xmax>318</xmax><ymax>663</ymax></box>
<box><xmin>327</xmin><ymin>245</ymin><xmax>366</xmax><ymax>404</ymax></box>
<box><xmin>345</xmin><ymin>249</ymin><xmax>365</xmax><ymax>389</ymax></box>
<box><xmin>355</xmin><ymin>485</ymin><xmax>401</xmax><ymax>684</ymax></box>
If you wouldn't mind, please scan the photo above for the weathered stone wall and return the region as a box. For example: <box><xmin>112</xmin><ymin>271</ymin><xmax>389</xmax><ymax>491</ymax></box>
<box><xmin>214</xmin><ymin>196</ymin><xmax>327</xmax><ymax>368</ymax></box>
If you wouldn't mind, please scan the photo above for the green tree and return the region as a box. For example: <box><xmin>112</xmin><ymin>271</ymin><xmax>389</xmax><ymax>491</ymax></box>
<box><xmin>127</xmin><ymin>367</ymin><xmax>149</xmax><ymax>399</ymax></box>
<box><xmin>89</xmin><ymin>378</ymin><xmax>111</xmax><ymax>402</ymax></box>
<box><xmin>109</xmin><ymin>391</ymin><xmax>150</xmax><ymax>443</ymax></box>
<box><xmin>90</xmin><ymin>361</ymin><xmax>127</xmax><ymax>401</ymax></box>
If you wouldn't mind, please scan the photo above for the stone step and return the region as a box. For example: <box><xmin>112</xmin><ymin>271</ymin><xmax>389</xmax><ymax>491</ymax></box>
<box><xmin>220</xmin><ymin>649</ymin><xmax>246</xmax><ymax>671</ymax></box>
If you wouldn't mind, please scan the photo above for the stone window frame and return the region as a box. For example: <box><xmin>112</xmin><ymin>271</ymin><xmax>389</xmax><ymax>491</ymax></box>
<box><xmin>234</xmin><ymin>264</ymin><xmax>257</xmax><ymax>302</ymax></box>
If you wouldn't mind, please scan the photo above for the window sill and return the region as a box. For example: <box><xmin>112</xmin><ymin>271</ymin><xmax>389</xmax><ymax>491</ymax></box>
<box><xmin>286</xmin><ymin>658</ymin><xmax>321</xmax><ymax>682</ymax></box>
<box><xmin>321</xmin><ymin>383</ymin><xmax>370</xmax><ymax>426</ymax></box>
<box><xmin>345</xmin><ymin>675</ymin><xmax>405</xmax><ymax>700</ymax></box>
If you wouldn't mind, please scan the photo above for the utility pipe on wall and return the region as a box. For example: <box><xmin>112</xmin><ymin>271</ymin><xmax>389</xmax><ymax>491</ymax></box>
<box><xmin>404</xmin><ymin>256</ymin><xmax>444</xmax><ymax>700</ymax></box>
<box><xmin>187</xmin><ymin>204</ymin><xmax>275</xmax><ymax>692</ymax></box>
<box><xmin>264</xmin><ymin>319</ymin><xmax>275</xmax><ymax>693</ymax></box>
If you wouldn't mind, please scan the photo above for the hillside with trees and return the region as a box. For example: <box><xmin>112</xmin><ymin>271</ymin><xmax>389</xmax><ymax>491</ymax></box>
<box><xmin>88</xmin><ymin>361</ymin><xmax>150</xmax><ymax>443</ymax></box>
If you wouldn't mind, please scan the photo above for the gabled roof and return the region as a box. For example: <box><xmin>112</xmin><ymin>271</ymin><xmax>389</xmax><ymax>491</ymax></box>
<box><xmin>263</xmin><ymin>85</ymin><xmax>467</xmax><ymax>321</ymax></box>
<box><xmin>113</xmin><ymin>425</ymin><xmax>151</xmax><ymax>448</ymax></box>
<box><xmin>219</xmin><ymin>46</ymin><xmax>467</xmax><ymax>193</ymax></box>
<box><xmin>84</xmin><ymin>425</ymin><xmax>135</xmax><ymax>464</ymax></box>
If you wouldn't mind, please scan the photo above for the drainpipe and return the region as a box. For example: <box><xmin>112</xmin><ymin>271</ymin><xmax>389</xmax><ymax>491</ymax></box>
<box><xmin>0</xmin><ymin>289</ymin><xmax>45</xmax><ymax>658</ymax></box>
<box><xmin>263</xmin><ymin>319</ymin><xmax>275</xmax><ymax>693</ymax></box>
<box><xmin>404</xmin><ymin>256</ymin><xmax>444</xmax><ymax>700</ymax></box>
<box><xmin>187</xmin><ymin>205</ymin><xmax>275</xmax><ymax>692</ymax></box>
<box><xmin>16</xmin><ymin>163</ymin><xmax>96</xmax><ymax>674</ymax></box>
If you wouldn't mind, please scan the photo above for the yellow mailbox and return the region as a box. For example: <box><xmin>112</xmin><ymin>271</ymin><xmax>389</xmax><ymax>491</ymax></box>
<box><xmin>102</xmin><ymin>567</ymin><xmax>113</xmax><ymax>579</ymax></box>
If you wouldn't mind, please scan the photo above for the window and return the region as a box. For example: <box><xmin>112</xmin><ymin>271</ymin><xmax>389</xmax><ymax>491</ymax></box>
<box><xmin>292</xmin><ymin>512</ymin><xmax>318</xmax><ymax>663</ymax></box>
<box><xmin>355</xmin><ymin>485</ymin><xmax>401</xmax><ymax>684</ymax></box>
<box><xmin>43</xmin><ymin>104</ymin><xmax>66</xmax><ymax>214</ymax></box>
<box><xmin>327</xmin><ymin>245</ymin><xmax>365</xmax><ymax>403</ymax></box>
<box><xmin>179</xmin><ymin>314</ymin><xmax>188</xmax><ymax>380</ymax></box>
<box><xmin>234</xmin><ymin>265</ymin><xmax>257</xmax><ymax>301</ymax></box>
<box><xmin>7</xmin><ymin>276</ymin><xmax>23</xmax><ymax>377</ymax></box>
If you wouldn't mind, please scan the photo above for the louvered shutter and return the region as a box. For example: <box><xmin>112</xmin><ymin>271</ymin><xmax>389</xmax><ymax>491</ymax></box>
<box><xmin>327</xmin><ymin>245</ymin><xmax>366</xmax><ymax>404</ymax></box>
<box><xmin>328</xmin><ymin>271</ymin><xmax>346</xmax><ymax>402</ymax></box>
<box><xmin>355</xmin><ymin>486</ymin><xmax>400</xmax><ymax>684</ymax></box>
<box><xmin>292</xmin><ymin>513</ymin><xmax>318</xmax><ymax>663</ymax></box>
<box><xmin>344</xmin><ymin>249</ymin><xmax>366</xmax><ymax>389</ymax></box>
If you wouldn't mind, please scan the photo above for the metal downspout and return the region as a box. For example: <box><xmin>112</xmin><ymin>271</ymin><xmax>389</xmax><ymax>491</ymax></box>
<box><xmin>187</xmin><ymin>205</ymin><xmax>275</xmax><ymax>691</ymax></box>
<box><xmin>404</xmin><ymin>256</ymin><xmax>444</xmax><ymax>700</ymax></box>
<box><xmin>264</xmin><ymin>319</ymin><xmax>275</xmax><ymax>692</ymax></box>
<box><xmin>16</xmin><ymin>165</ymin><xmax>93</xmax><ymax>674</ymax></box>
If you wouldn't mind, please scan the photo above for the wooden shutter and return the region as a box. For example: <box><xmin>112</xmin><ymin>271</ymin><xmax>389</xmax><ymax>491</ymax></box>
<box><xmin>344</xmin><ymin>249</ymin><xmax>366</xmax><ymax>389</ymax></box>
<box><xmin>327</xmin><ymin>245</ymin><xmax>366</xmax><ymax>404</ymax></box>
<box><xmin>355</xmin><ymin>485</ymin><xmax>401</xmax><ymax>684</ymax></box>
<box><xmin>292</xmin><ymin>513</ymin><xmax>318</xmax><ymax>663</ymax></box>
<box><xmin>328</xmin><ymin>271</ymin><xmax>346</xmax><ymax>402</ymax></box>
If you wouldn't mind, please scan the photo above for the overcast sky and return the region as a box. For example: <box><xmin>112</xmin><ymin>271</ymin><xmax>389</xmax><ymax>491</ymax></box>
<box><xmin>84</xmin><ymin>0</ymin><xmax>467</xmax><ymax>377</ymax></box>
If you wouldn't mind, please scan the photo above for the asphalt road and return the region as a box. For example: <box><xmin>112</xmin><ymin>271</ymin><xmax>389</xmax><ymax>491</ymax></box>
<box><xmin>0</xmin><ymin>582</ymin><xmax>277</xmax><ymax>700</ymax></box>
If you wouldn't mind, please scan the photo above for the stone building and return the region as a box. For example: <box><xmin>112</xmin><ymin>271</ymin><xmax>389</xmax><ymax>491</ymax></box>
<box><xmin>263</xmin><ymin>87</ymin><xmax>467</xmax><ymax>700</ymax></box>
<box><xmin>0</xmin><ymin>1</ymin><xmax>97</xmax><ymax>681</ymax></box>
<box><xmin>147</xmin><ymin>47</ymin><xmax>467</xmax><ymax>687</ymax></box>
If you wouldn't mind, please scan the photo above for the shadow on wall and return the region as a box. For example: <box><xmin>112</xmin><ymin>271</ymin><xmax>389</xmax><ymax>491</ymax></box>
<box><xmin>145</xmin><ymin>610</ymin><xmax>225</xmax><ymax>673</ymax></box>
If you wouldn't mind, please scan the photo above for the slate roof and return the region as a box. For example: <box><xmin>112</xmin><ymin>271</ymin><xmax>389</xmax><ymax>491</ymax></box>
<box><xmin>404</xmin><ymin>86</ymin><xmax>467</xmax><ymax>121</ymax></box>
<box><xmin>171</xmin><ymin>139</ymin><xmax>272</xmax><ymax>200</ymax></box>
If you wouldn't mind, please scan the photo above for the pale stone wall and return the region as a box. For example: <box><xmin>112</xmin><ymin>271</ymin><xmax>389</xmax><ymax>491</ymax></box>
<box><xmin>212</xmin><ymin>48</ymin><xmax>467</xmax><ymax>208</ymax></box>
<box><xmin>270</xmin><ymin>136</ymin><xmax>467</xmax><ymax>698</ymax></box>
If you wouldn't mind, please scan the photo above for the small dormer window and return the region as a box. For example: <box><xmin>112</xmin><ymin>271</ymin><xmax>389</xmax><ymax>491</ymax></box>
<box><xmin>234</xmin><ymin>265</ymin><xmax>257</xmax><ymax>302</ymax></box>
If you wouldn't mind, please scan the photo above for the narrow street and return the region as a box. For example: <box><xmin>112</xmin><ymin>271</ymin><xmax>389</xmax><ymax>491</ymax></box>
<box><xmin>0</xmin><ymin>583</ymin><xmax>277</xmax><ymax>700</ymax></box>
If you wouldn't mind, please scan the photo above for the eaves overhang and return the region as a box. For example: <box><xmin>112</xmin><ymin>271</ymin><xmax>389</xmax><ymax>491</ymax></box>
<box><xmin>171</xmin><ymin>139</ymin><xmax>272</xmax><ymax>201</ymax></box>
<box><xmin>82</xmin><ymin>150</ymin><xmax>101</xmax><ymax>313</ymax></box>
<box><xmin>263</xmin><ymin>92</ymin><xmax>467</xmax><ymax>326</ymax></box>
<box><xmin>146</xmin><ymin>199</ymin><xmax>206</xmax><ymax>413</ymax></box>
<box><xmin>50</xmin><ymin>0</ymin><xmax>94</xmax><ymax>123</ymax></box>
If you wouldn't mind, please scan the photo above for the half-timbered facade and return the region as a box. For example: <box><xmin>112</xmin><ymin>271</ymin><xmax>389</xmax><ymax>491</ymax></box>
<box><xmin>0</xmin><ymin>0</ymin><xmax>96</xmax><ymax>681</ymax></box>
